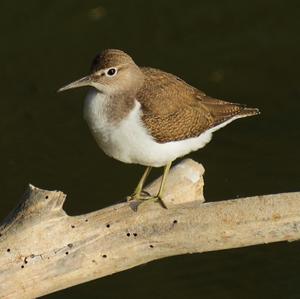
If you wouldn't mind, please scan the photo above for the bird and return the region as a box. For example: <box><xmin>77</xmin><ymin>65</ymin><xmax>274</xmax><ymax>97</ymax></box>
<box><xmin>58</xmin><ymin>49</ymin><xmax>259</xmax><ymax>208</ymax></box>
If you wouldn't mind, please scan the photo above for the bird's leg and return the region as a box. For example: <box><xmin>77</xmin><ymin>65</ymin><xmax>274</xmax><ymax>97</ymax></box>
<box><xmin>157</xmin><ymin>161</ymin><xmax>172</xmax><ymax>198</ymax></box>
<box><xmin>127</xmin><ymin>162</ymin><xmax>172</xmax><ymax>211</ymax></box>
<box><xmin>155</xmin><ymin>161</ymin><xmax>172</xmax><ymax>208</ymax></box>
<box><xmin>127</xmin><ymin>166</ymin><xmax>152</xmax><ymax>201</ymax></box>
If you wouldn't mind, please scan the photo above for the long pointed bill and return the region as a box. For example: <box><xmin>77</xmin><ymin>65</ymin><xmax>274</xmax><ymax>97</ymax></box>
<box><xmin>58</xmin><ymin>75</ymin><xmax>92</xmax><ymax>92</ymax></box>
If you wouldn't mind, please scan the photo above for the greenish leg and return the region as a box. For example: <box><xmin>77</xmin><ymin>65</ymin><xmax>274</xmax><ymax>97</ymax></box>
<box><xmin>157</xmin><ymin>161</ymin><xmax>172</xmax><ymax>198</ymax></box>
<box><xmin>155</xmin><ymin>161</ymin><xmax>172</xmax><ymax>207</ymax></box>
<box><xmin>127</xmin><ymin>162</ymin><xmax>172</xmax><ymax>211</ymax></box>
<box><xmin>128</xmin><ymin>166</ymin><xmax>152</xmax><ymax>201</ymax></box>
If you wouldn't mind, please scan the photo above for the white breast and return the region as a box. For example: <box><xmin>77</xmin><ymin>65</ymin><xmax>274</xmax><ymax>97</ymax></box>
<box><xmin>83</xmin><ymin>90</ymin><xmax>242</xmax><ymax>167</ymax></box>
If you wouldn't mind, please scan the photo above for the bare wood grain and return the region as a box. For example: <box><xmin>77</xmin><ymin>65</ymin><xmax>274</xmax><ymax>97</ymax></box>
<box><xmin>0</xmin><ymin>159</ymin><xmax>299</xmax><ymax>298</ymax></box>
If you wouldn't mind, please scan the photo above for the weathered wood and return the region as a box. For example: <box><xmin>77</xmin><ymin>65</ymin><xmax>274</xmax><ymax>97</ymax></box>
<box><xmin>0</xmin><ymin>159</ymin><xmax>299</xmax><ymax>298</ymax></box>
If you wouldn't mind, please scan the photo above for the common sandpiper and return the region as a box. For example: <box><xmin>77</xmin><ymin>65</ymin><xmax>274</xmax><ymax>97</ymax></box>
<box><xmin>59</xmin><ymin>49</ymin><xmax>259</xmax><ymax>208</ymax></box>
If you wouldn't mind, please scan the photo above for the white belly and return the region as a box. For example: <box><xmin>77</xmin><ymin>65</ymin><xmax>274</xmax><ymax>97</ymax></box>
<box><xmin>83</xmin><ymin>90</ymin><xmax>240</xmax><ymax>167</ymax></box>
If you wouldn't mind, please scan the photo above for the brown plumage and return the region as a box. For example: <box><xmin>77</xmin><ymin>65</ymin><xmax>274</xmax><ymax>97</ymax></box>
<box><xmin>91</xmin><ymin>49</ymin><xmax>135</xmax><ymax>72</ymax></box>
<box><xmin>138</xmin><ymin>67</ymin><xmax>259</xmax><ymax>143</ymax></box>
<box><xmin>61</xmin><ymin>49</ymin><xmax>259</xmax><ymax>144</ymax></box>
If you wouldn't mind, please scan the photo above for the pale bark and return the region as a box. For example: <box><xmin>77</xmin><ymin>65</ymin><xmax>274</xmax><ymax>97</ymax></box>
<box><xmin>0</xmin><ymin>159</ymin><xmax>299</xmax><ymax>298</ymax></box>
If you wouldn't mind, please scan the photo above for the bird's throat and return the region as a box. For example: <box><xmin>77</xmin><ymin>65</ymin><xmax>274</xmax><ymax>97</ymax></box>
<box><xmin>83</xmin><ymin>89</ymin><xmax>136</xmax><ymax>130</ymax></box>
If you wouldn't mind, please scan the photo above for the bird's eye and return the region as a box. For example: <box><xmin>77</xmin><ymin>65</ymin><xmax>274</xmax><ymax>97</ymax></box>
<box><xmin>106</xmin><ymin>68</ymin><xmax>117</xmax><ymax>77</ymax></box>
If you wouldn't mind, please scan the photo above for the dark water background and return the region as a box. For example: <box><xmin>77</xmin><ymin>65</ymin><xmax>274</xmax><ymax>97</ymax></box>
<box><xmin>1</xmin><ymin>0</ymin><xmax>300</xmax><ymax>298</ymax></box>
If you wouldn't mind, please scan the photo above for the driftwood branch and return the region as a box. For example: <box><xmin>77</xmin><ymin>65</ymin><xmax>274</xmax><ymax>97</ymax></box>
<box><xmin>0</xmin><ymin>159</ymin><xmax>299</xmax><ymax>298</ymax></box>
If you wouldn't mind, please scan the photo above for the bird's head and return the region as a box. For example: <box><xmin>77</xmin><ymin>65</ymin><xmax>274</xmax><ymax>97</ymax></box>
<box><xmin>58</xmin><ymin>49</ymin><xmax>144</xmax><ymax>96</ymax></box>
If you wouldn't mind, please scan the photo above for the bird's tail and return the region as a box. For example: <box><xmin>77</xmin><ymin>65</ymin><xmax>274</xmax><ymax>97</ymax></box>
<box><xmin>238</xmin><ymin>106</ymin><xmax>260</xmax><ymax>118</ymax></box>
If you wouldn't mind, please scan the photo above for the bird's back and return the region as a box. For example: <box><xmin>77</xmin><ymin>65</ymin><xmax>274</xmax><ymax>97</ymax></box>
<box><xmin>137</xmin><ymin>67</ymin><xmax>259</xmax><ymax>143</ymax></box>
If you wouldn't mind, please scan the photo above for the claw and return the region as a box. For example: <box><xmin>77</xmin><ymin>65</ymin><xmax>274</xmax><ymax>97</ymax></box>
<box><xmin>140</xmin><ymin>190</ymin><xmax>151</xmax><ymax>197</ymax></box>
<box><xmin>126</xmin><ymin>189</ymin><xmax>151</xmax><ymax>202</ymax></box>
<box><xmin>155</xmin><ymin>196</ymin><xmax>168</xmax><ymax>209</ymax></box>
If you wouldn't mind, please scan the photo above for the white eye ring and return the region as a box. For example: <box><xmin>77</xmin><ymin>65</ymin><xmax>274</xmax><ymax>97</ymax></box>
<box><xmin>105</xmin><ymin>67</ymin><xmax>118</xmax><ymax>77</ymax></box>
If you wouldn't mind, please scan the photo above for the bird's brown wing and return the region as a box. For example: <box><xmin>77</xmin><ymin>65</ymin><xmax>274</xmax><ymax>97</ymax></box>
<box><xmin>138</xmin><ymin>67</ymin><xmax>259</xmax><ymax>143</ymax></box>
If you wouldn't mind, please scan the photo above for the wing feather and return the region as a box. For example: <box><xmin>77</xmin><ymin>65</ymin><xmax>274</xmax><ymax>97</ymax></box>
<box><xmin>137</xmin><ymin>68</ymin><xmax>259</xmax><ymax>143</ymax></box>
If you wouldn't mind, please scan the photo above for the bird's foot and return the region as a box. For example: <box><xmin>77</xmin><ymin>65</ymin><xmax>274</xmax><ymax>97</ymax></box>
<box><xmin>126</xmin><ymin>190</ymin><xmax>151</xmax><ymax>202</ymax></box>
<box><xmin>127</xmin><ymin>192</ymin><xmax>167</xmax><ymax>212</ymax></box>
